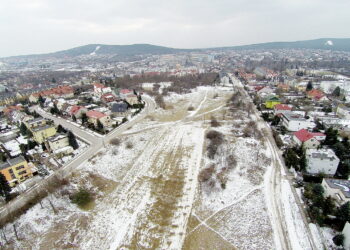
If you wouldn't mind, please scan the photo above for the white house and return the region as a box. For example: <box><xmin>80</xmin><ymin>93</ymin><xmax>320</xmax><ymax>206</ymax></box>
<box><xmin>322</xmin><ymin>178</ymin><xmax>350</xmax><ymax>206</ymax></box>
<box><xmin>305</xmin><ymin>148</ymin><xmax>340</xmax><ymax>176</ymax></box>
<box><xmin>342</xmin><ymin>222</ymin><xmax>350</xmax><ymax>250</ymax></box>
<box><xmin>337</xmin><ymin>104</ymin><xmax>350</xmax><ymax>119</ymax></box>
<box><xmin>281</xmin><ymin>113</ymin><xmax>316</xmax><ymax>132</ymax></box>
<box><xmin>47</xmin><ymin>133</ymin><xmax>73</xmax><ymax>156</ymax></box>
<box><xmin>292</xmin><ymin>129</ymin><xmax>326</xmax><ymax>149</ymax></box>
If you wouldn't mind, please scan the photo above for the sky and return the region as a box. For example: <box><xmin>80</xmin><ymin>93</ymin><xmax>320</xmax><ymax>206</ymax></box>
<box><xmin>0</xmin><ymin>0</ymin><xmax>350</xmax><ymax>57</ymax></box>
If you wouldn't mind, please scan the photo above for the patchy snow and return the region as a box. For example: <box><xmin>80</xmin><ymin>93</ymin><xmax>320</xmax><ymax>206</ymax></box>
<box><xmin>89</xmin><ymin>45</ymin><xmax>101</xmax><ymax>55</ymax></box>
<box><xmin>325</xmin><ymin>40</ymin><xmax>334</xmax><ymax>46</ymax></box>
<box><xmin>281</xmin><ymin>179</ymin><xmax>312</xmax><ymax>250</ymax></box>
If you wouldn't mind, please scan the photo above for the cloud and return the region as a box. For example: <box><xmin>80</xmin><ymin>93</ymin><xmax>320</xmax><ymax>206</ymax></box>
<box><xmin>0</xmin><ymin>0</ymin><xmax>349</xmax><ymax>56</ymax></box>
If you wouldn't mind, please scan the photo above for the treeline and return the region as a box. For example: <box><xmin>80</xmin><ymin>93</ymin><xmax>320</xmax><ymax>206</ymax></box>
<box><xmin>110</xmin><ymin>72</ymin><xmax>219</xmax><ymax>93</ymax></box>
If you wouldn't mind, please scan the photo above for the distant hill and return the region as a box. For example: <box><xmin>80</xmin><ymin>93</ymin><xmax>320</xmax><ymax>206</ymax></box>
<box><xmin>214</xmin><ymin>38</ymin><xmax>350</xmax><ymax>52</ymax></box>
<box><xmin>2</xmin><ymin>38</ymin><xmax>350</xmax><ymax>60</ymax></box>
<box><xmin>3</xmin><ymin>44</ymin><xmax>191</xmax><ymax>60</ymax></box>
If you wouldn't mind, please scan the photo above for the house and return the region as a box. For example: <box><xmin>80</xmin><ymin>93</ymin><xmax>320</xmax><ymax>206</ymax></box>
<box><xmin>111</xmin><ymin>102</ymin><xmax>128</xmax><ymax>115</ymax></box>
<box><xmin>101</xmin><ymin>93</ymin><xmax>117</xmax><ymax>103</ymax></box>
<box><xmin>277</xmin><ymin>83</ymin><xmax>290</xmax><ymax>91</ymax></box>
<box><xmin>293</xmin><ymin>129</ymin><xmax>326</xmax><ymax>149</ymax></box>
<box><xmin>305</xmin><ymin>148</ymin><xmax>340</xmax><ymax>176</ymax></box>
<box><xmin>86</xmin><ymin>110</ymin><xmax>112</xmax><ymax>127</ymax></box>
<box><xmin>93</xmin><ymin>83</ymin><xmax>111</xmax><ymax>96</ymax></box>
<box><xmin>0</xmin><ymin>156</ymin><xmax>35</xmax><ymax>187</ymax></box>
<box><xmin>281</xmin><ymin>113</ymin><xmax>316</xmax><ymax>132</ymax></box>
<box><xmin>257</xmin><ymin>87</ymin><xmax>275</xmax><ymax>97</ymax></box>
<box><xmin>336</xmin><ymin>104</ymin><xmax>350</xmax><ymax>119</ymax></box>
<box><xmin>69</xmin><ymin>105</ymin><xmax>87</xmax><ymax>119</ymax></box>
<box><xmin>264</xmin><ymin>96</ymin><xmax>281</xmax><ymax>109</ymax></box>
<box><xmin>31</xmin><ymin>125</ymin><xmax>57</xmax><ymax>144</ymax></box>
<box><xmin>307</xmin><ymin>89</ymin><xmax>328</xmax><ymax>102</ymax></box>
<box><xmin>119</xmin><ymin>89</ymin><xmax>133</xmax><ymax>97</ymax></box>
<box><xmin>47</xmin><ymin>134</ymin><xmax>73</xmax><ymax>156</ymax></box>
<box><xmin>342</xmin><ymin>222</ymin><xmax>350</xmax><ymax>249</ymax></box>
<box><xmin>274</xmin><ymin>104</ymin><xmax>292</xmax><ymax>116</ymax></box>
<box><xmin>24</xmin><ymin>117</ymin><xmax>47</xmax><ymax>130</ymax></box>
<box><xmin>125</xmin><ymin>94</ymin><xmax>139</xmax><ymax>105</ymax></box>
<box><xmin>322</xmin><ymin>178</ymin><xmax>350</xmax><ymax>206</ymax></box>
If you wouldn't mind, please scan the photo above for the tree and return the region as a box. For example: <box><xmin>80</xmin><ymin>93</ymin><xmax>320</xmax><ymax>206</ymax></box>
<box><xmin>306</xmin><ymin>81</ymin><xmax>313</xmax><ymax>91</ymax></box>
<box><xmin>57</xmin><ymin>124</ymin><xmax>67</xmax><ymax>133</ymax></box>
<box><xmin>41</xmin><ymin>142</ymin><xmax>47</xmax><ymax>151</ymax></box>
<box><xmin>332</xmin><ymin>86</ymin><xmax>341</xmax><ymax>97</ymax></box>
<box><xmin>324</xmin><ymin>127</ymin><xmax>338</xmax><ymax>146</ymax></box>
<box><xmin>333</xmin><ymin>234</ymin><xmax>344</xmax><ymax>246</ymax></box>
<box><xmin>336</xmin><ymin>202</ymin><xmax>350</xmax><ymax>223</ymax></box>
<box><xmin>0</xmin><ymin>173</ymin><xmax>11</xmax><ymax>201</ymax></box>
<box><xmin>38</xmin><ymin>95</ymin><xmax>45</xmax><ymax>107</ymax></box>
<box><xmin>52</xmin><ymin>77</ymin><xmax>56</xmax><ymax>83</ymax></box>
<box><xmin>97</xmin><ymin>119</ymin><xmax>104</xmax><ymax>132</ymax></box>
<box><xmin>0</xmin><ymin>152</ymin><xmax>6</xmax><ymax>162</ymax></box>
<box><xmin>284</xmin><ymin>148</ymin><xmax>298</xmax><ymax>169</ymax></box>
<box><xmin>20</xmin><ymin>122</ymin><xmax>28</xmax><ymax>136</ymax></box>
<box><xmin>271</xmin><ymin>115</ymin><xmax>280</xmax><ymax>126</ymax></box>
<box><xmin>72</xmin><ymin>115</ymin><xmax>77</xmax><ymax>122</ymax></box>
<box><xmin>323</xmin><ymin>196</ymin><xmax>335</xmax><ymax>215</ymax></box>
<box><xmin>81</xmin><ymin>113</ymin><xmax>88</xmax><ymax>125</ymax></box>
<box><xmin>68</xmin><ymin>131</ymin><xmax>79</xmax><ymax>150</ymax></box>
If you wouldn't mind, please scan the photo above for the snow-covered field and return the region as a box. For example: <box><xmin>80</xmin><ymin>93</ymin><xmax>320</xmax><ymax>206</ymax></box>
<box><xmin>0</xmin><ymin>83</ymin><xmax>318</xmax><ymax>249</ymax></box>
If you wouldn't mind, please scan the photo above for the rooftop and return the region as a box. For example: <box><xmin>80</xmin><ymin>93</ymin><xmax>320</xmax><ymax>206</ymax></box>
<box><xmin>0</xmin><ymin>155</ymin><xmax>27</xmax><ymax>170</ymax></box>
<box><xmin>325</xmin><ymin>178</ymin><xmax>350</xmax><ymax>198</ymax></box>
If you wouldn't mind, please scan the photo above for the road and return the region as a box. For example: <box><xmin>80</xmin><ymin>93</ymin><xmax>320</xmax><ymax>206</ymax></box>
<box><xmin>231</xmin><ymin>75</ymin><xmax>318</xmax><ymax>250</ymax></box>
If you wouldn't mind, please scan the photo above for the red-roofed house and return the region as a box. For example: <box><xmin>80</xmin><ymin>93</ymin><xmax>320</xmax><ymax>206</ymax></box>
<box><xmin>86</xmin><ymin>110</ymin><xmax>112</xmax><ymax>127</ymax></box>
<box><xmin>307</xmin><ymin>89</ymin><xmax>328</xmax><ymax>102</ymax></box>
<box><xmin>293</xmin><ymin>129</ymin><xmax>326</xmax><ymax>149</ymax></box>
<box><xmin>69</xmin><ymin>105</ymin><xmax>87</xmax><ymax>118</ymax></box>
<box><xmin>119</xmin><ymin>89</ymin><xmax>133</xmax><ymax>98</ymax></box>
<box><xmin>274</xmin><ymin>104</ymin><xmax>292</xmax><ymax>116</ymax></box>
<box><xmin>93</xmin><ymin>83</ymin><xmax>111</xmax><ymax>96</ymax></box>
<box><xmin>101</xmin><ymin>93</ymin><xmax>116</xmax><ymax>103</ymax></box>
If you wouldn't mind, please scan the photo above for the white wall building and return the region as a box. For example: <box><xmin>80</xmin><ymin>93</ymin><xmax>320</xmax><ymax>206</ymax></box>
<box><xmin>322</xmin><ymin>178</ymin><xmax>350</xmax><ymax>206</ymax></box>
<box><xmin>281</xmin><ymin>113</ymin><xmax>316</xmax><ymax>132</ymax></box>
<box><xmin>306</xmin><ymin>149</ymin><xmax>340</xmax><ymax>176</ymax></box>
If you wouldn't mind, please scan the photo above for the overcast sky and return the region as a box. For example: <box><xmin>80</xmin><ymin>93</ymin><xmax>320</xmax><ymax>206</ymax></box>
<box><xmin>0</xmin><ymin>0</ymin><xmax>349</xmax><ymax>57</ymax></box>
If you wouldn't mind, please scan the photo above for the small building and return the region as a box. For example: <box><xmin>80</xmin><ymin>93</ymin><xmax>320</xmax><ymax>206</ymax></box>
<box><xmin>337</xmin><ymin>104</ymin><xmax>350</xmax><ymax>119</ymax></box>
<box><xmin>47</xmin><ymin>134</ymin><xmax>70</xmax><ymax>152</ymax></box>
<box><xmin>111</xmin><ymin>102</ymin><xmax>128</xmax><ymax>115</ymax></box>
<box><xmin>69</xmin><ymin>105</ymin><xmax>87</xmax><ymax>119</ymax></box>
<box><xmin>0</xmin><ymin>156</ymin><xmax>35</xmax><ymax>186</ymax></box>
<box><xmin>265</xmin><ymin>96</ymin><xmax>281</xmax><ymax>109</ymax></box>
<box><xmin>93</xmin><ymin>83</ymin><xmax>111</xmax><ymax>96</ymax></box>
<box><xmin>125</xmin><ymin>94</ymin><xmax>139</xmax><ymax>105</ymax></box>
<box><xmin>305</xmin><ymin>148</ymin><xmax>340</xmax><ymax>176</ymax></box>
<box><xmin>31</xmin><ymin>125</ymin><xmax>57</xmax><ymax>144</ymax></box>
<box><xmin>281</xmin><ymin>113</ymin><xmax>316</xmax><ymax>132</ymax></box>
<box><xmin>101</xmin><ymin>93</ymin><xmax>117</xmax><ymax>103</ymax></box>
<box><xmin>322</xmin><ymin>178</ymin><xmax>350</xmax><ymax>206</ymax></box>
<box><xmin>293</xmin><ymin>129</ymin><xmax>326</xmax><ymax>149</ymax></box>
<box><xmin>86</xmin><ymin>110</ymin><xmax>112</xmax><ymax>128</ymax></box>
<box><xmin>274</xmin><ymin>104</ymin><xmax>292</xmax><ymax>116</ymax></box>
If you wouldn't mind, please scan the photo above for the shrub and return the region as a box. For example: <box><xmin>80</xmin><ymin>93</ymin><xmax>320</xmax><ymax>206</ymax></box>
<box><xmin>206</xmin><ymin>130</ymin><xmax>224</xmax><ymax>159</ymax></box>
<box><xmin>110</xmin><ymin>138</ymin><xmax>121</xmax><ymax>146</ymax></box>
<box><xmin>210</xmin><ymin>117</ymin><xmax>220</xmax><ymax>127</ymax></box>
<box><xmin>198</xmin><ymin>164</ymin><xmax>215</xmax><ymax>182</ymax></box>
<box><xmin>71</xmin><ymin>188</ymin><xmax>92</xmax><ymax>208</ymax></box>
<box><xmin>333</xmin><ymin>234</ymin><xmax>344</xmax><ymax>246</ymax></box>
<box><xmin>187</xmin><ymin>106</ymin><xmax>195</xmax><ymax>111</ymax></box>
<box><xmin>126</xmin><ymin>141</ymin><xmax>133</xmax><ymax>149</ymax></box>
